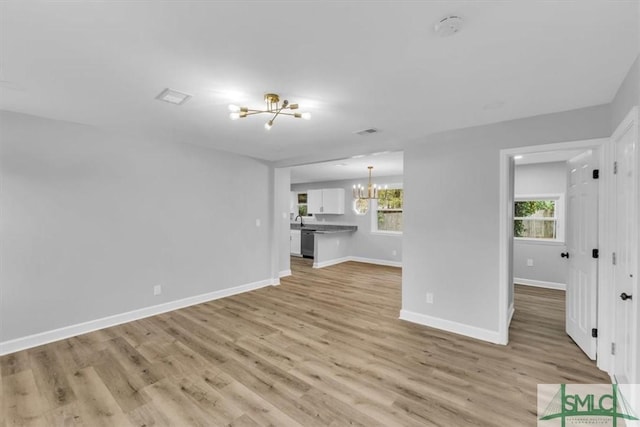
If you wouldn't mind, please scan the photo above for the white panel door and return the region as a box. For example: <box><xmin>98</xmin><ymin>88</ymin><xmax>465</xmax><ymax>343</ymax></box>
<box><xmin>613</xmin><ymin>110</ymin><xmax>638</xmax><ymax>389</ymax></box>
<box><xmin>565</xmin><ymin>150</ymin><xmax>599</xmax><ymax>360</ymax></box>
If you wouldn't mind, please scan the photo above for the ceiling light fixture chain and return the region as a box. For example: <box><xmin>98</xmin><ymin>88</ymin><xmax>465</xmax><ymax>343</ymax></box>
<box><xmin>229</xmin><ymin>93</ymin><xmax>311</xmax><ymax>130</ymax></box>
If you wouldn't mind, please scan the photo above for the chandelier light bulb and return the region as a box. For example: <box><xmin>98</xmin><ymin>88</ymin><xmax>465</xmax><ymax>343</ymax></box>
<box><xmin>265</xmin><ymin>121</ymin><xmax>273</xmax><ymax>130</ymax></box>
<box><xmin>229</xmin><ymin>112</ymin><xmax>240</xmax><ymax>120</ymax></box>
<box><xmin>301</xmin><ymin>112</ymin><xmax>311</xmax><ymax>120</ymax></box>
<box><xmin>228</xmin><ymin>104</ymin><xmax>240</xmax><ymax>112</ymax></box>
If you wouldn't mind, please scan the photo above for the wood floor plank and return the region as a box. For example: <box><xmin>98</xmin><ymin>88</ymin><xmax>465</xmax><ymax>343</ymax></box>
<box><xmin>1</xmin><ymin>258</ymin><xmax>610</xmax><ymax>426</ymax></box>
<box><xmin>92</xmin><ymin>351</ymin><xmax>148</xmax><ymax>413</ymax></box>
<box><xmin>65</xmin><ymin>367</ymin><xmax>132</xmax><ymax>427</ymax></box>
<box><xmin>28</xmin><ymin>348</ymin><xmax>77</xmax><ymax>411</ymax></box>
<box><xmin>2</xmin><ymin>370</ymin><xmax>49</xmax><ymax>427</ymax></box>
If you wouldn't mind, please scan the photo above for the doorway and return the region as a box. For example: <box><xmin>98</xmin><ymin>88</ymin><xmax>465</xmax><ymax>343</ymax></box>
<box><xmin>499</xmin><ymin>107</ymin><xmax>639</xmax><ymax>389</ymax></box>
<box><xmin>498</xmin><ymin>138</ymin><xmax>608</xmax><ymax>356</ymax></box>
<box><xmin>511</xmin><ymin>149</ymin><xmax>601</xmax><ymax>360</ymax></box>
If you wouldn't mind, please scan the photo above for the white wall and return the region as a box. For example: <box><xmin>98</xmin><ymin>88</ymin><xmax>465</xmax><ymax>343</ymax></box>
<box><xmin>402</xmin><ymin>104</ymin><xmax>611</xmax><ymax>341</ymax></box>
<box><xmin>291</xmin><ymin>176</ymin><xmax>403</xmax><ymax>264</ymax></box>
<box><xmin>611</xmin><ymin>54</ymin><xmax>640</xmax><ymax>132</ymax></box>
<box><xmin>0</xmin><ymin>110</ymin><xmax>273</xmax><ymax>344</ymax></box>
<box><xmin>513</xmin><ymin>162</ymin><xmax>568</xmax><ymax>287</ymax></box>
<box><xmin>273</xmin><ymin>168</ymin><xmax>291</xmax><ymax>277</ymax></box>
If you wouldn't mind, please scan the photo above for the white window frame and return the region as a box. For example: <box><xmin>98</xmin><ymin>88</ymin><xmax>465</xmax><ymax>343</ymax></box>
<box><xmin>371</xmin><ymin>184</ymin><xmax>403</xmax><ymax>235</ymax></box>
<box><xmin>514</xmin><ymin>193</ymin><xmax>565</xmax><ymax>243</ymax></box>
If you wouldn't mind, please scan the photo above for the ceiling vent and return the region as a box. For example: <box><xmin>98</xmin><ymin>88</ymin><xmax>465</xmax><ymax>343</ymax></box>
<box><xmin>354</xmin><ymin>128</ymin><xmax>379</xmax><ymax>136</ymax></box>
<box><xmin>155</xmin><ymin>88</ymin><xmax>192</xmax><ymax>105</ymax></box>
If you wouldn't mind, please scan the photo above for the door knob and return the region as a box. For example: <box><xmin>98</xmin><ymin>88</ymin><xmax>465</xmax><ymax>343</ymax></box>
<box><xmin>561</xmin><ymin>252</ymin><xmax>570</xmax><ymax>258</ymax></box>
<box><xmin>620</xmin><ymin>293</ymin><xmax>633</xmax><ymax>301</ymax></box>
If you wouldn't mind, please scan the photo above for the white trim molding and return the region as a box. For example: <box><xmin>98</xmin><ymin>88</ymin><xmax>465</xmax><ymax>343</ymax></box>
<box><xmin>313</xmin><ymin>256</ymin><xmax>351</xmax><ymax>269</ymax></box>
<box><xmin>514</xmin><ymin>277</ymin><xmax>566</xmax><ymax>291</ymax></box>
<box><xmin>313</xmin><ymin>256</ymin><xmax>402</xmax><ymax>269</ymax></box>
<box><xmin>0</xmin><ymin>278</ymin><xmax>275</xmax><ymax>356</ymax></box>
<box><xmin>508</xmin><ymin>303</ymin><xmax>515</xmax><ymax>326</ymax></box>
<box><xmin>349</xmin><ymin>256</ymin><xmax>402</xmax><ymax>268</ymax></box>
<box><xmin>279</xmin><ymin>269</ymin><xmax>292</xmax><ymax>278</ymax></box>
<box><xmin>399</xmin><ymin>309</ymin><xmax>502</xmax><ymax>344</ymax></box>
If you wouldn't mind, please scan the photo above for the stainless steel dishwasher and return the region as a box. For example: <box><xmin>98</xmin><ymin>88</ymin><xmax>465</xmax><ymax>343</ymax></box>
<box><xmin>301</xmin><ymin>229</ymin><xmax>315</xmax><ymax>258</ymax></box>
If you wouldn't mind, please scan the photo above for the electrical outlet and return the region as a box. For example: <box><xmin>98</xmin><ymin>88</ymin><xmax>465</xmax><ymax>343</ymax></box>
<box><xmin>153</xmin><ymin>285</ymin><xmax>162</xmax><ymax>296</ymax></box>
<box><xmin>336</xmin><ymin>239</ymin><xmax>340</xmax><ymax>246</ymax></box>
<box><xmin>527</xmin><ymin>258</ymin><xmax>534</xmax><ymax>267</ymax></box>
<box><xmin>255</xmin><ymin>218</ymin><xmax>261</xmax><ymax>227</ymax></box>
<box><xmin>426</xmin><ymin>292</ymin><xmax>434</xmax><ymax>304</ymax></box>
<box><xmin>392</xmin><ymin>249</ymin><xmax>397</xmax><ymax>256</ymax></box>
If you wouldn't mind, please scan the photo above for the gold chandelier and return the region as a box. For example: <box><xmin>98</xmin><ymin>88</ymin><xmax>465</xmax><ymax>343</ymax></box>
<box><xmin>353</xmin><ymin>166</ymin><xmax>379</xmax><ymax>200</ymax></box>
<box><xmin>229</xmin><ymin>93</ymin><xmax>311</xmax><ymax>130</ymax></box>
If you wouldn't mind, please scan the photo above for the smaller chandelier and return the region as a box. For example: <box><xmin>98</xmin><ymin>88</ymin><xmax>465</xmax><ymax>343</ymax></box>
<box><xmin>229</xmin><ymin>93</ymin><xmax>311</xmax><ymax>130</ymax></box>
<box><xmin>353</xmin><ymin>166</ymin><xmax>379</xmax><ymax>200</ymax></box>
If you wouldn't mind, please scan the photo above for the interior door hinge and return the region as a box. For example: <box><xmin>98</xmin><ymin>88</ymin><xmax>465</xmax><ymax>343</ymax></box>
<box><xmin>613</xmin><ymin>161</ymin><xmax>618</xmax><ymax>174</ymax></box>
<box><xmin>591</xmin><ymin>328</ymin><xmax>598</xmax><ymax>338</ymax></box>
<box><xmin>592</xmin><ymin>169</ymin><xmax>599</xmax><ymax>179</ymax></box>
<box><xmin>612</xmin><ymin>252</ymin><xmax>617</xmax><ymax>265</ymax></box>
<box><xmin>611</xmin><ymin>342</ymin><xmax>616</xmax><ymax>355</ymax></box>
<box><xmin>592</xmin><ymin>249</ymin><xmax>599</xmax><ymax>259</ymax></box>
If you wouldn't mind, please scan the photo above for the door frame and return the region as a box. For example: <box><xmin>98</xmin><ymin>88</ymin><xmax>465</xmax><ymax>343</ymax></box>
<box><xmin>498</xmin><ymin>138</ymin><xmax>611</xmax><ymax>370</ymax></box>
<box><xmin>610</xmin><ymin>106</ymin><xmax>639</xmax><ymax>386</ymax></box>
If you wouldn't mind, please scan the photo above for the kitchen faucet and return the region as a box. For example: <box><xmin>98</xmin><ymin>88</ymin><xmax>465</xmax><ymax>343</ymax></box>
<box><xmin>294</xmin><ymin>215</ymin><xmax>305</xmax><ymax>226</ymax></box>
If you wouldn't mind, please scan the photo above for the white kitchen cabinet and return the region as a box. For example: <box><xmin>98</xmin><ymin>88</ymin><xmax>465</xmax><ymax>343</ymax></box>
<box><xmin>307</xmin><ymin>188</ymin><xmax>345</xmax><ymax>214</ymax></box>
<box><xmin>322</xmin><ymin>188</ymin><xmax>345</xmax><ymax>214</ymax></box>
<box><xmin>290</xmin><ymin>191</ymin><xmax>297</xmax><ymax>215</ymax></box>
<box><xmin>307</xmin><ymin>189</ymin><xmax>323</xmax><ymax>214</ymax></box>
<box><xmin>290</xmin><ymin>229</ymin><xmax>301</xmax><ymax>256</ymax></box>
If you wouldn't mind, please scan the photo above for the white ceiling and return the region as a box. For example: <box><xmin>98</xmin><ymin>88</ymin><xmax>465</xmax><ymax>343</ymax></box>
<box><xmin>290</xmin><ymin>151</ymin><xmax>403</xmax><ymax>184</ymax></box>
<box><xmin>1</xmin><ymin>2</ymin><xmax>638</xmax><ymax>165</ymax></box>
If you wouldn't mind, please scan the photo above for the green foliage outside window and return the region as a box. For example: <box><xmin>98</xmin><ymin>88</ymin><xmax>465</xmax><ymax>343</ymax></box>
<box><xmin>514</xmin><ymin>200</ymin><xmax>556</xmax><ymax>239</ymax></box>
<box><xmin>377</xmin><ymin>189</ymin><xmax>403</xmax><ymax>232</ymax></box>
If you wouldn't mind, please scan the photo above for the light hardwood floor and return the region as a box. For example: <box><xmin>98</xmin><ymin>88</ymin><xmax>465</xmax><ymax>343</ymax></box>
<box><xmin>2</xmin><ymin>258</ymin><xmax>610</xmax><ymax>426</ymax></box>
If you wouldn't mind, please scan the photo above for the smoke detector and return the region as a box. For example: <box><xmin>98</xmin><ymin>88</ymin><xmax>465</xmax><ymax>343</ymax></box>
<box><xmin>435</xmin><ymin>15</ymin><xmax>463</xmax><ymax>37</ymax></box>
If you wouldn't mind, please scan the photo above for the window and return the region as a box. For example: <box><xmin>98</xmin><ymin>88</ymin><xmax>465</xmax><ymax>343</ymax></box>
<box><xmin>373</xmin><ymin>188</ymin><xmax>403</xmax><ymax>233</ymax></box>
<box><xmin>296</xmin><ymin>192</ymin><xmax>312</xmax><ymax>217</ymax></box>
<box><xmin>514</xmin><ymin>195</ymin><xmax>564</xmax><ymax>242</ymax></box>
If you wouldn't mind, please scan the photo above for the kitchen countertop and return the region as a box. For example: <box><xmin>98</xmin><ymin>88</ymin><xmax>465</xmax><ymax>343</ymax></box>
<box><xmin>290</xmin><ymin>223</ymin><xmax>357</xmax><ymax>234</ymax></box>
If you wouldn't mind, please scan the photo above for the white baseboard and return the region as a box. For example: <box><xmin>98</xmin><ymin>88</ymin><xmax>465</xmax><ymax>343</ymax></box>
<box><xmin>349</xmin><ymin>256</ymin><xmax>402</xmax><ymax>268</ymax></box>
<box><xmin>508</xmin><ymin>303</ymin><xmax>515</xmax><ymax>326</ymax></box>
<box><xmin>399</xmin><ymin>309</ymin><xmax>502</xmax><ymax>344</ymax></box>
<box><xmin>0</xmin><ymin>278</ymin><xmax>275</xmax><ymax>356</ymax></box>
<box><xmin>514</xmin><ymin>277</ymin><xmax>566</xmax><ymax>291</ymax></box>
<box><xmin>279</xmin><ymin>269</ymin><xmax>292</xmax><ymax>278</ymax></box>
<box><xmin>313</xmin><ymin>256</ymin><xmax>351</xmax><ymax>269</ymax></box>
<box><xmin>313</xmin><ymin>256</ymin><xmax>402</xmax><ymax>269</ymax></box>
